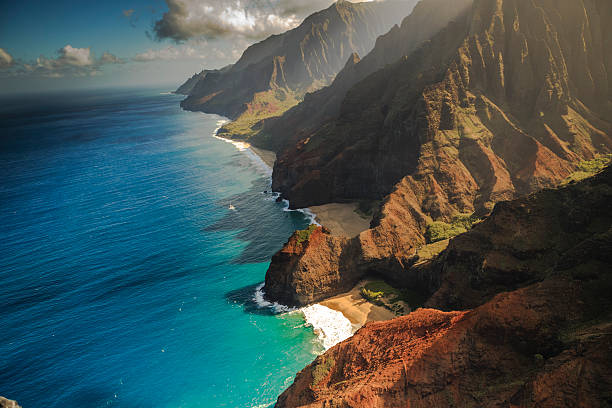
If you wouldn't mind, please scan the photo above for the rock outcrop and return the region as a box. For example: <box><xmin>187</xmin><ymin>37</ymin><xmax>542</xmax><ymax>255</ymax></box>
<box><xmin>275</xmin><ymin>166</ymin><xmax>612</xmax><ymax>407</ymax></box>
<box><xmin>264</xmin><ymin>226</ymin><xmax>361</xmax><ymax>306</ymax></box>
<box><xmin>0</xmin><ymin>397</ymin><xmax>21</xmax><ymax>408</ymax></box>
<box><xmin>263</xmin><ymin>0</ymin><xmax>612</xmax><ymax>306</ymax></box>
<box><xmin>178</xmin><ymin>1</ymin><xmax>417</xmax><ymax>125</ymax></box>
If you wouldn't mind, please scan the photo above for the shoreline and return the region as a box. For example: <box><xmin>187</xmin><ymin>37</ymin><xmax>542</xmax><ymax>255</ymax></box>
<box><xmin>309</xmin><ymin>203</ymin><xmax>372</xmax><ymax>238</ymax></box>
<box><xmin>211</xmin><ymin>119</ymin><xmax>276</xmax><ymax>169</ymax></box>
<box><xmin>211</xmin><ymin>123</ymin><xmax>391</xmax><ymax>349</ymax></box>
<box><xmin>320</xmin><ymin>281</ymin><xmax>397</xmax><ymax>326</ymax></box>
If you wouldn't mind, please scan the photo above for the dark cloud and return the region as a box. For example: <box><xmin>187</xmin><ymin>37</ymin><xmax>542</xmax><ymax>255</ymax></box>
<box><xmin>153</xmin><ymin>0</ymin><xmax>337</xmax><ymax>42</ymax></box>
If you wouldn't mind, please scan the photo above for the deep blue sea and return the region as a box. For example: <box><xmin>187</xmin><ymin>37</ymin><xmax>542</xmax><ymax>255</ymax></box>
<box><xmin>0</xmin><ymin>88</ymin><xmax>320</xmax><ymax>408</ymax></box>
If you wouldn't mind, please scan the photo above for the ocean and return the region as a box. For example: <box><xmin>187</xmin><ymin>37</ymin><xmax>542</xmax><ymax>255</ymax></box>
<box><xmin>0</xmin><ymin>88</ymin><xmax>351</xmax><ymax>408</ymax></box>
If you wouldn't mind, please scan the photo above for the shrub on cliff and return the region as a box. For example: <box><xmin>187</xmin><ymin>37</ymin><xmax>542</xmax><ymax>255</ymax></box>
<box><xmin>425</xmin><ymin>213</ymin><xmax>480</xmax><ymax>243</ymax></box>
<box><xmin>295</xmin><ymin>224</ymin><xmax>318</xmax><ymax>244</ymax></box>
<box><xmin>563</xmin><ymin>154</ymin><xmax>612</xmax><ymax>184</ymax></box>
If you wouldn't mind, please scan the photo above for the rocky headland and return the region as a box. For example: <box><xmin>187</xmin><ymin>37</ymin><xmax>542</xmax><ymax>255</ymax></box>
<box><xmin>276</xmin><ymin>164</ymin><xmax>612</xmax><ymax>407</ymax></box>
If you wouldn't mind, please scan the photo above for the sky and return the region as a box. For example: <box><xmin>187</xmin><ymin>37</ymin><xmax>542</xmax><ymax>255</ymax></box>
<box><xmin>0</xmin><ymin>0</ymin><xmax>343</xmax><ymax>95</ymax></box>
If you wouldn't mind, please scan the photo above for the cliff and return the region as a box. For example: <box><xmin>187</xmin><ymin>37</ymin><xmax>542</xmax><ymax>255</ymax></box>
<box><xmin>275</xmin><ymin>166</ymin><xmax>612</xmax><ymax>407</ymax></box>
<box><xmin>178</xmin><ymin>0</ymin><xmax>417</xmax><ymax>139</ymax></box>
<box><xmin>251</xmin><ymin>0</ymin><xmax>474</xmax><ymax>152</ymax></box>
<box><xmin>175</xmin><ymin>70</ymin><xmax>217</xmax><ymax>95</ymax></box>
<box><xmin>264</xmin><ymin>0</ymin><xmax>612</xmax><ymax>306</ymax></box>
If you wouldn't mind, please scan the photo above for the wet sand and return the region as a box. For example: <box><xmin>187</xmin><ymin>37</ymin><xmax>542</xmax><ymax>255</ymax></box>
<box><xmin>250</xmin><ymin>146</ymin><xmax>276</xmax><ymax>168</ymax></box>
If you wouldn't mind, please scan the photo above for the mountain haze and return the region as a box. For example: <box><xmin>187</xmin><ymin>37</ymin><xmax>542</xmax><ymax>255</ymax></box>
<box><xmin>252</xmin><ymin>0</ymin><xmax>474</xmax><ymax>151</ymax></box>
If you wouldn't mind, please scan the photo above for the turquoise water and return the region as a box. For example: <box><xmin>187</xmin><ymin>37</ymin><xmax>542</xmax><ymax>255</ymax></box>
<box><xmin>0</xmin><ymin>88</ymin><xmax>319</xmax><ymax>407</ymax></box>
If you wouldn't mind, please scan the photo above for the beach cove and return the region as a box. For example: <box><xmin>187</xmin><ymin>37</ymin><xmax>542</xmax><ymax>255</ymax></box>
<box><xmin>210</xmin><ymin>123</ymin><xmax>399</xmax><ymax>343</ymax></box>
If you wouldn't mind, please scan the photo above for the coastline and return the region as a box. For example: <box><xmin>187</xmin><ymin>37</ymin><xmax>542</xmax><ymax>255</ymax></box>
<box><xmin>309</xmin><ymin>203</ymin><xmax>372</xmax><ymax>238</ymax></box>
<box><xmin>211</xmin><ymin>120</ymin><xmax>276</xmax><ymax>174</ymax></box>
<box><xmin>320</xmin><ymin>281</ymin><xmax>397</xmax><ymax>326</ymax></box>
<box><xmin>211</xmin><ymin>124</ymin><xmax>393</xmax><ymax>350</ymax></box>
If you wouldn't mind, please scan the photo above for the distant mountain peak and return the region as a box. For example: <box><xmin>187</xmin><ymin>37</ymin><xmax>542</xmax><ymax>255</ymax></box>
<box><xmin>177</xmin><ymin>0</ymin><xmax>419</xmax><ymax>133</ymax></box>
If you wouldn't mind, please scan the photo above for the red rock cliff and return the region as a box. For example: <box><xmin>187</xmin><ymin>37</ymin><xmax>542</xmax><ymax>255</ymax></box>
<box><xmin>275</xmin><ymin>166</ymin><xmax>612</xmax><ymax>407</ymax></box>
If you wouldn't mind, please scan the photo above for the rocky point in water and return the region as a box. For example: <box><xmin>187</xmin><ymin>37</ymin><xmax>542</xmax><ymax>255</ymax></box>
<box><xmin>0</xmin><ymin>397</ymin><xmax>21</xmax><ymax>408</ymax></box>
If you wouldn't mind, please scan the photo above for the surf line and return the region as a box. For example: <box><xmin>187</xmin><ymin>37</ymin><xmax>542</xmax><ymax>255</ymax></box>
<box><xmin>210</xmin><ymin>118</ymin><xmax>351</xmax><ymax>350</ymax></box>
<box><xmin>210</xmin><ymin>118</ymin><xmax>319</xmax><ymax>225</ymax></box>
<box><xmin>253</xmin><ymin>284</ymin><xmax>356</xmax><ymax>351</ymax></box>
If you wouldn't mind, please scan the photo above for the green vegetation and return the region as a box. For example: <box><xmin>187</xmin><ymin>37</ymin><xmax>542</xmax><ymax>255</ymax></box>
<box><xmin>360</xmin><ymin>288</ymin><xmax>384</xmax><ymax>304</ymax></box>
<box><xmin>360</xmin><ymin>280</ymin><xmax>428</xmax><ymax>314</ymax></box>
<box><xmin>295</xmin><ymin>224</ymin><xmax>318</xmax><ymax>244</ymax></box>
<box><xmin>311</xmin><ymin>355</ymin><xmax>334</xmax><ymax>386</ymax></box>
<box><xmin>415</xmin><ymin>239</ymin><xmax>450</xmax><ymax>264</ymax></box>
<box><xmin>563</xmin><ymin>154</ymin><xmax>612</xmax><ymax>184</ymax></box>
<box><xmin>362</xmin><ymin>281</ymin><xmax>401</xmax><ymax>302</ymax></box>
<box><xmin>425</xmin><ymin>213</ymin><xmax>480</xmax><ymax>244</ymax></box>
<box><xmin>217</xmin><ymin>89</ymin><xmax>300</xmax><ymax>140</ymax></box>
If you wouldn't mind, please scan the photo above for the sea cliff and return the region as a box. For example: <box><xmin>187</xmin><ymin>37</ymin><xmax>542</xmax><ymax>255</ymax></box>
<box><xmin>276</xmin><ymin>165</ymin><xmax>612</xmax><ymax>407</ymax></box>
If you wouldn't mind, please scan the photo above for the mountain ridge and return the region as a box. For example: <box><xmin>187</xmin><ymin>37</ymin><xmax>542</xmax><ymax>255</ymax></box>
<box><xmin>263</xmin><ymin>0</ymin><xmax>612</xmax><ymax>307</ymax></box>
<box><xmin>177</xmin><ymin>0</ymin><xmax>418</xmax><ymax>138</ymax></box>
<box><xmin>250</xmin><ymin>0</ymin><xmax>474</xmax><ymax>152</ymax></box>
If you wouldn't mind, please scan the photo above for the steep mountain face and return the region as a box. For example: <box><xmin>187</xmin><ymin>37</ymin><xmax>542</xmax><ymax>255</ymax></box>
<box><xmin>263</xmin><ymin>0</ymin><xmax>612</xmax><ymax>306</ymax></box>
<box><xmin>274</xmin><ymin>0</ymin><xmax>612</xmax><ymax>208</ymax></box>
<box><xmin>175</xmin><ymin>70</ymin><xmax>217</xmax><ymax>95</ymax></box>
<box><xmin>179</xmin><ymin>1</ymin><xmax>417</xmax><ymax>121</ymax></box>
<box><xmin>275</xmin><ymin>166</ymin><xmax>612</xmax><ymax>407</ymax></box>
<box><xmin>252</xmin><ymin>0</ymin><xmax>474</xmax><ymax>152</ymax></box>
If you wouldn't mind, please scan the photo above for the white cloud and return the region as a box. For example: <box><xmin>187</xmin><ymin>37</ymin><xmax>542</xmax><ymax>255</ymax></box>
<box><xmin>153</xmin><ymin>0</ymin><xmax>337</xmax><ymax>42</ymax></box>
<box><xmin>2</xmin><ymin>45</ymin><xmax>123</xmax><ymax>78</ymax></box>
<box><xmin>60</xmin><ymin>44</ymin><xmax>94</xmax><ymax>66</ymax></box>
<box><xmin>0</xmin><ymin>48</ymin><xmax>14</xmax><ymax>68</ymax></box>
<box><xmin>99</xmin><ymin>52</ymin><xmax>125</xmax><ymax>64</ymax></box>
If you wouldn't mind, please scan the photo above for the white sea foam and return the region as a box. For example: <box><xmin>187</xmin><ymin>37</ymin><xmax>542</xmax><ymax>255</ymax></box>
<box><xmin>252</xmin><ymin>284</ymin><xmax>356</xmax><ymax>350</ymax></box>
<box><xmin>280</xmin><ymin>198</ymin><xmax>320</xmax><ymax>226</ymax></box>
<box><xmin>301</xmin><ymin>304</ymin><xmax>356</xmax><ymax>350</ymax></box>
<box><xmin>253</xmin><ymin>283</ymin><xmax>295</xmax><ymax>314</ymax></box>
<box><xmin>211</xmin><ymin>120</ymin><xmax>273</xmax><ymax>178</ymax></box>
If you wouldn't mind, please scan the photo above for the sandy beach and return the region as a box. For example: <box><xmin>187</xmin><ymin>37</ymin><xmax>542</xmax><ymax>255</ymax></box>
<box><xmin>250</xmin><ymin>146</ymin><xmax>276</xmax><ymax>168</ymax></box>
<box><xmin>320</xmin><ymin>281</ymin><xmax>397</xmax><ymax>326</ymax></box>
<box><xmin>309</xmin><ymin>203</ymin><xmax>372</xmax><ymax>238</ymax></box>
